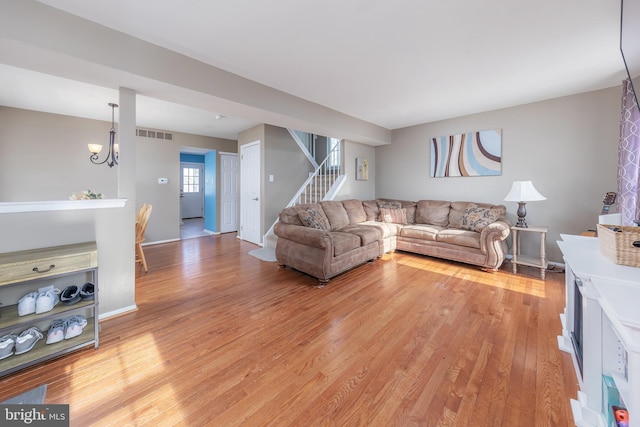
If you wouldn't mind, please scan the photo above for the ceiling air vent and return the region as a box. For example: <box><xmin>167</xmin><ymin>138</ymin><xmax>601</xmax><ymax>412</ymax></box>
<box><xmin>137</xmin><ymin>129</ymin><xmax>147</xmax><ymax>137</ymax></box>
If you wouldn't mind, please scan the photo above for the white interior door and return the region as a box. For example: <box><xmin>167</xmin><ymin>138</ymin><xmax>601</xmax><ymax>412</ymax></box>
<box><xmin>180</xmin><ymin>162</ymin><xmax>204</xmax><ymax>219</ymax></box>
<box><xmin>220</xmin><ymin>153</ymin><xmax>238</xmax><ymax>233</ymax></box>
<box><xmin>240</xmin><ymin>142</ymin><xmax>261</xmax><ymax>245</ymax></box>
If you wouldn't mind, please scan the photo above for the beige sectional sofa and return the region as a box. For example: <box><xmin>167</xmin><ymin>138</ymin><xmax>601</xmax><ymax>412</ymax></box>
<box><xmin>274</xmin><ymin>199</ymin><xmax>511</xmax><ymax>286</ymax></box>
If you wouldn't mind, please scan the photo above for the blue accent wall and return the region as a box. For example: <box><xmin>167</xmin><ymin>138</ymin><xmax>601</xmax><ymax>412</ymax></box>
<box><xmin>180</xmin><ymin>153</ymin><xmax>205</xmax><ymax>164</ymax></box>
<box><xmin>204</xmin><ymin>151</ymin><xmax>217</xmax><ymax>232</ymax></box>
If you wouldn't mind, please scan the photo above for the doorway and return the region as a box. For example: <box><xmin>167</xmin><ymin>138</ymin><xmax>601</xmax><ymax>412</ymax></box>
<box><xmin>240</xmin><ymin>141</ymin><xmax>261</xmax><ymax>245</ymax></box>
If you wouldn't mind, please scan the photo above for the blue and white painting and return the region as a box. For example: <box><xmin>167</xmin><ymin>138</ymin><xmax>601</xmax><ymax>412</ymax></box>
<box><xmin>430</xmin><ymin>129</ymin><xmax>502</xmax><ymax>177</ymax></box>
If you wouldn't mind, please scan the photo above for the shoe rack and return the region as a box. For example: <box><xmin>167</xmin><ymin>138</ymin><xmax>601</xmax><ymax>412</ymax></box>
<box><xmin>0</xmin><ymin>242</ymin><xmax>99</xmax><ymax>378</ymax></box>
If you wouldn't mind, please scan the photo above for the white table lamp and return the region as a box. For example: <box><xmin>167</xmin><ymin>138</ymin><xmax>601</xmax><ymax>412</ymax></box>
<box><xmin>504</xmin><ymin>181</ymin><xmax>546</xmax><ymax>228</ymax></box>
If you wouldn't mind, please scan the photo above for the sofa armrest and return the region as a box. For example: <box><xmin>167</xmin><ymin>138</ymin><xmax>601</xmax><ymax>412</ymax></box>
<box><xmin>479</xmin><ymin>220</ymin><xmax>511</xmax><ymax>269</ymax></box>
<box><xmin>479</xmin><ymin>220</ymin><xmax>510</xmax><ymax>248</ymax></box>
<box><xmin>274</xmin><ymin>222</ymin><xmax>331</xmax><ymax>249</ymax></box>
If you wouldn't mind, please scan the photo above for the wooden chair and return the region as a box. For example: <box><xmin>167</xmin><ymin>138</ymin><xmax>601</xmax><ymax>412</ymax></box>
<box><xmin>135</xmin><ymin>203</ymin><xmax>153</xmax><ymax>272</ymax></box>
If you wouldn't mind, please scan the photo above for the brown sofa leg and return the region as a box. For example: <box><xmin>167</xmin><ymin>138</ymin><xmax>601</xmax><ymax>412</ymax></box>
<box><xmin>278</xmin><ymin>262</ymin><xmax>286</xmax><ymax>268</ymax></box>
<box><xmin>481</xmin><ymin>267</ymin><xmax>498</xmax><ymax>273</ymax></box>
<box><xmin>316</xmin><ymin>279</ymin><xmax>329</xmax><ymax>288</ymax></box>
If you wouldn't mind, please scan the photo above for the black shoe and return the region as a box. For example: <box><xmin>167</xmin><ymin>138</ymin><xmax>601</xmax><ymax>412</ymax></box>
<box><xmin>80</xmin><ymin>283</ymin><xmax>95</xmax><ymax>301</ymax></box>
<box><xmin>60</xmin><ymin>286</ymin><xmax>80</xmax><ymax>305</ymax></box>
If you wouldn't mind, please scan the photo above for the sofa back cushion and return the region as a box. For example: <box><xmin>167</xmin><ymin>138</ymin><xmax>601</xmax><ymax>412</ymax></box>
<box><xmin>362</xmin><ymin>200</ymin><xmax>380</xmax><ymax>221</ymax></box>
<box><xmin>415</xmin><ymin>200</ymin><xmax>451</xmax><ymax>227</ymax></box>
<box><xmin>320</xmin><ymin>201</ymin><xmax>350</xmax><ymax>230</ymax></box>
<box><xmin>341</xmin><ymin>199</ymin><xmax>367</xmax><ymax>224</ymax></box>
<box><xmin>279</xmin><ymin>206</ymin><xmax>304</xmax><ymax>226</ymax></box>
<box><xmin>400</xmin><ymin>201</ymin><xmax>417</xmax><ymax>224</ymax></box>
<box><xmin>448</xmin><ymin>201</ymin><xmax>472</xmax><ymax>229</ymax></box>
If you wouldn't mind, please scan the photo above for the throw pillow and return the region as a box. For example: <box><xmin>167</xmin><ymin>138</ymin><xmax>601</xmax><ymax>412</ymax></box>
<box><xmin>298</xmin><ymin>207</ymin><xmax>330</xmax><ymax>230</ymax></box>
<box><xmin>377</xmin><ymin>200</ymin><xmax>403</xmax><ymax>209</ymax></box>
<box><xmin>379</xmin><ymin>207</ymin><xmax>408</xmax><ymax>224</ymax></box>
<box><xmin>461</xmin><ymin>204</ymin><xmax>505</xmax><ymax>232</ymax></box>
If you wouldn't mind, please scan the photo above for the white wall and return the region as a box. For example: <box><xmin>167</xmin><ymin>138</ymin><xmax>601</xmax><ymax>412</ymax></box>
<box><xmin>377</xmin><ymin>87</ymin><xmax>622</xmax><ymax>263</ymax></box>
<box><xmin>0</xmin><ymin>106</ymin><xmax>117</xmax><ymax>201</ymax></box>
<box><xmin>134</xmin><ymin>130</ymin><xmax>236</xmax><ymax>243</ymax></box>
<box><xmin>335</xmin><ymin>140</ymin><xmax>376</xmax><ymax>201</ymax></box>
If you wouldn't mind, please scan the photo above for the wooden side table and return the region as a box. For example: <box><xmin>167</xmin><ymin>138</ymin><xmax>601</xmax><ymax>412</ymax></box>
<box><xmin>510</xmin><ymin>225</ymin><xmax>548</xmax><ymax>279</ymax></box>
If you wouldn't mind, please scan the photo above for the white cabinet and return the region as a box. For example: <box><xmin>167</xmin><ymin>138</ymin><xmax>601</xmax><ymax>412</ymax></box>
<box><xmin>0</xmin><ymin>242</ymin><xmax>99</xmax><ymax>377</ymax></box>
<box><xmin>558</xmin><ymin>235</ymin><xmax>640</xmax><ymax>427</ymax></box>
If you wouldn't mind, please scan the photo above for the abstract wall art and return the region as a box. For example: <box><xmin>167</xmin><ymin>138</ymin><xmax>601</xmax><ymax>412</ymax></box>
<box><xmin>430</xmin><ymin>129</ymin><xmax>502</xmax><ymax>177</ymax></box>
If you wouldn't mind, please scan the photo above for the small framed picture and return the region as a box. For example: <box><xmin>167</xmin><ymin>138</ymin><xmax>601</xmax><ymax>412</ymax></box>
<box><xmin>356</xmin><ymin>158</ymin><xmax>369</xmax><ymax>181</ymax></box>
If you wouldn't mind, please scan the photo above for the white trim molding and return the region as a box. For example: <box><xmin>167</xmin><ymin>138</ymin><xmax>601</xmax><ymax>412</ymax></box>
<box><xmin>0</xmin><ymin>199</ymin><xmax>128</xmax><ymax>214</ymax></box>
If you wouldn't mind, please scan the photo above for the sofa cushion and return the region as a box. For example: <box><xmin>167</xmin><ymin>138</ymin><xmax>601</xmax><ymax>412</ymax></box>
<box><xmin>448</xmin><ymin>201</ymin><xmax>473</xmax><ymax>229</ymax></box>
<box><xmin>379</xmin><ymin>207</ymin><xmax>408</xmax><ymax>224</ymax></box>
<box><xmin>279</xmin><ymin>206</ymin><xmax>304</xmax><ymax>226</ymax></box>
<box><xmin>416</xmin><ymin>200</ymin><xmax>451</xmax><ymax>227</ymax></box>
<box><xmin>400</xmin><ymin>224</ymin><xmax>445</xmax><ymax>241</ymax></box>
<box><xmin>338</xmin><ymin>224</ymin><xmax>383</xmax><ymax>246</ymax></box>
<box><xmin>461</xmin><ymin>204</ymin><xmax>506</xmax><ymax>232</ymax></box>
<box><xmin>295</xmin><ymin>204</ymin><xmax>330</xmax><ymax>230</ymax></box>
<box><xmin>320</xmin><ymin>201</ymin><xmax>350</xmax><ymax>230</ymax></box>
<box><xmin>360</xmin><ymin>221</ymin><xmax>401</xmax><ymax>238</ymax></box>
<box><xmin>436</xmin><ymin>228</ymin><xmax>481</xmax><ymax>249</ymax></box>
<box><xmin>342</xmin><ymin>199</ymin><xmax>367</xmax><ymax>224</ymax></box>
<box><xmin>400</xmin><ymin>201</ymin><xmax>417</xmax><ymax>224</ymax></box>
<box><xmin>362</xmin><ymin>200</ymin><xmax>380</xmax><ymax>221</ymax></box>
<box><xmin>329</xmin><ymin>232</ymin><xmax>362</xmax><ymax>256</ymax></box>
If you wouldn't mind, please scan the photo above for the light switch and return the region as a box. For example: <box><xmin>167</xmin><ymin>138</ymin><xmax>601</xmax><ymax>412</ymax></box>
<box><xmin>269</xmin><ymin>175</ymin><xmax>274</xmax><ymax>182</ymax></box>
<box><xmin>158</xmin><ymin>178</ymin><xmax>168</xmax><ymax>184</ymax></box>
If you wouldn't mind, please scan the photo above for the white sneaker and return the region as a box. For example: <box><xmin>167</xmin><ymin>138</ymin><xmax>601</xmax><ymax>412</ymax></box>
<box><xmin>46</xmin><ymin>319</ymin><xmax>66</xmax><ymax>344</ymax></box>
<box><xmin>64</xmin><ymin>315</ymin><xmax>87</xmax><ymax>340</ymax></box>
<box><xmin>35</xmin><ymin>288</ymin><xmax>61</xmax><ymax>314</ymax></box>
<box><xmin>0</xmin><ymin>334</ymin><xmax>17</xmax><ymax>360</ymax></box>
<box><xmin>14</xmin><ymin>327</ymin><xmax>43</xmax><ymax>355</ymax></box>
<box><xmin>17</xmin><ymin>292</ymin><xmax>38</xmax><ymax>316</ymax></box>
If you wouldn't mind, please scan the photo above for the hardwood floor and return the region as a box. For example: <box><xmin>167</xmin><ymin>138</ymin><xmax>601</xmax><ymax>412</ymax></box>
<box><xmin>0</xmin><ymin>234</ymin><xmax>578</xmax><ymax>426</ymax></box>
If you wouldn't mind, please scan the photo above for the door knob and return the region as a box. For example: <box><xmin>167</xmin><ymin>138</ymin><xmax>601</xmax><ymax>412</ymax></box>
<box><xmin>253</xmin><ymin>197</ymin><xmax>259</xmax><ymax>201</ymax></box>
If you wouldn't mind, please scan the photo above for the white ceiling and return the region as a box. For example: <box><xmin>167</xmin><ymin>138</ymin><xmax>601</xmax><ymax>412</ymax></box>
<box><xmin>0</xmin><ymin>0</ymin><xmax>629</xmax><ymax>142</ymax></box>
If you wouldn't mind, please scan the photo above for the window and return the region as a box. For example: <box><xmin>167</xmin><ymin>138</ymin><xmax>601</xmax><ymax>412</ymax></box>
<box><xmin>182</xmin><ymin>167</ymin><xmax>200</xmax><ymax>193</ymax></box>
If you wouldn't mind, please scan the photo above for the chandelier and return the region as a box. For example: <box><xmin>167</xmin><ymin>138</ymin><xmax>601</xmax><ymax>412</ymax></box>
<box><xmin>88</xmin><ymin>103</ymin><xmax>119</xmax><ymax>167</ymax></box>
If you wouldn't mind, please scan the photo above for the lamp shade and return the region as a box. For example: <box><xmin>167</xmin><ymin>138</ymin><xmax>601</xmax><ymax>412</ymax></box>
<box><xmin>504</xmin><ymin>181</ymin><xmax>546</xmax><ymax>202</ymax></box>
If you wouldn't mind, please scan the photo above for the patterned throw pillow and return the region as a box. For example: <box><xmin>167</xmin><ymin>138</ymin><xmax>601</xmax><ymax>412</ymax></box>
<box><xmin>461</xmin><ymin>204</ymin><xmax>504</xmax><ymax>232</ymax></box>
<box><xmin>379</xmin><ymin>207</ymin><xmax>408</xmax><ymax>224</ymax></box>
<box><xmin>377</xmin><ymin>200</ymin><xmax>403</xmax><ymax>209</ymax></box>
<box><xmin>298</xmin><ymin>207</ymin><xmax>330</xmax><ymax>230</ymax></box>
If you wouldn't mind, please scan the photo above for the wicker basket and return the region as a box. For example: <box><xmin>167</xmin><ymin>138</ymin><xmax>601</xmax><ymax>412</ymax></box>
<box><xmin>597</xmin><ymin>224</ymin><xmax>640</xmax><ymax>267</ymax></box>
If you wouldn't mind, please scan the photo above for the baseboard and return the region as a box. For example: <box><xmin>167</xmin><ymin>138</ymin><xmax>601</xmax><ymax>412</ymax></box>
<box><xmin>143</xmin><ymin>238</ymin><xmax>180</xmax><ymax>246</ymax></box>
<box><xmin>203</xmin><ymin>229</ymin><xmax>219</xmax><ymax>235</ymax></box>
<box><xmin>99</xmin><ymin>304</ymin><xmax>138</xmax><ymax>321</ymax></box>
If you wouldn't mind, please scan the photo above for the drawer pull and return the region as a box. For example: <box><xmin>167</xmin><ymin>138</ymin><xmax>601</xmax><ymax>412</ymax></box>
<box><xmin>32</xmin><ymin>264</ymin><xmax>55</xmax><ymax>273</ymax></box>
